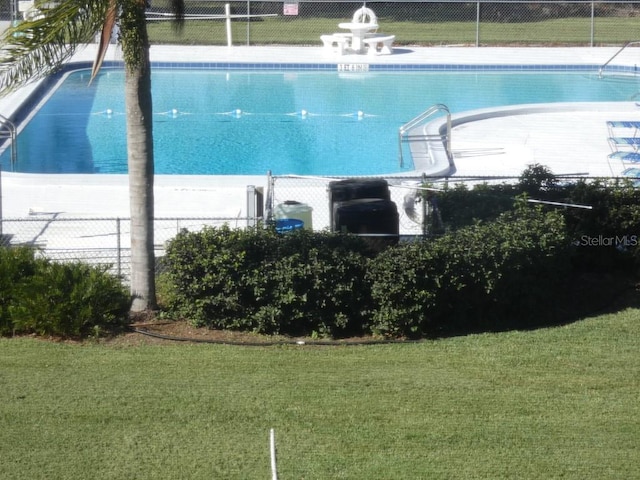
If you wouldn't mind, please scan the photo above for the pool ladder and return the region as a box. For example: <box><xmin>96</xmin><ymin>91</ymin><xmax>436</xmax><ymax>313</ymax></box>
<box><xmin>0</xmin><ymin>114</ymin><xmax>17</xmax><ymax>167</ymax></box>
<box><xmin>599</xmin><ymin>41</ymin><xmax>640</xmax><ymax>78</ymax></box>
<box><xmin>398</xmin><ymin>104</ymin><xmax>452</xmax><ymax>168</ymax></box>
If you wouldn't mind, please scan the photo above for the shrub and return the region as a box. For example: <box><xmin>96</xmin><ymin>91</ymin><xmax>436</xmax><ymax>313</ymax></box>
<box><xmin>368</xmin><ymin>205</ymin><xmax>570</xmax><ymax>338</ymax></box>
<box><xmin>160</xmin><ymin>170</ymin><xmax>640</xmax><ymax>340</ymax></box>
<box><xmin>517</xmin><ymin>163</ymin><xmax>558</xmax><ymax>195</ymax></box>
<box><xmin>251</xmin><ymin>242</ymin><xmax>371</xmax><ymax>337</ymax></box>
<box><xmin>434</xmin><ymin>182</ymin><xmax>517</xmax><ymax>231</ymax></box>
<box><xmin>435</xmin><ymin>164</ymin><xmax>560</xmax><ymax>231</ymax></box>
<box><xmin>161</xmin><ymin>225</ymin><xmax>273</xmax><ymax>325</ymax></box>
<box><xmin>162</xmin><ymin>226</ymin><xmax>371</xmax><ymax>337</ymax></box>
<box><xmin>8</xmin><ymin>258</ymin><xmax>131</xmax><ymax>337</ymax></box>
<box><xmin>561</xmin><ymin>178</ymin><xmax>640</xmax><ymax>273</ymax></box>
<box><xmin>0</xmin><ymin>247</ymin><xmax>39</xmax><ymax>335</ymax></box>
<box><xmin>435</xmin><ymin>172</ymin><xmax>640</xmax><ymax>275</ymax></box>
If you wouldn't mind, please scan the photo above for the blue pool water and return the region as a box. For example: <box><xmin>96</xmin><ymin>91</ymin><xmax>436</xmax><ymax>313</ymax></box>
<box><xmin>4</xmin><ymin>67</ymin><xmax>640</xmax><ymax>175</ymax></box>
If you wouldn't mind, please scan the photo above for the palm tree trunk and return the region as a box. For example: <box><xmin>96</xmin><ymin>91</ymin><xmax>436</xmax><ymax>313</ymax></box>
<box><xmin>125</xmin><ymin>29</ymin><xmax>156</xmax><ymax>312</ymax></box>
<box><xmin>0</xmin><ymin>0</ymin><xmax>177</xmax><ymax>313</ymax></box>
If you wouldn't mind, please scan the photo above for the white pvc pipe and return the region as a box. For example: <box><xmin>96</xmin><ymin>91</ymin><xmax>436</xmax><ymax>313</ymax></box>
<box><xmin>270</xmin><ymin>428</ymin><xmax>278</xmax><ymax>480</ymax></box>
<box><xmin>225</xmin><ymin>3</ymin><xmax>232</xmax><ymax>47</ymax></box>
<box><xmin>526</xmin><ymin>199</ymin><xmax>593</xmax><ymax>210</ymax></box>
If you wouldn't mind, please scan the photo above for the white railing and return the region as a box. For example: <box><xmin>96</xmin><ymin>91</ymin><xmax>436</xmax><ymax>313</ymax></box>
<box><xmin>599</xmin><ymin>40</ymin><xmax>640</xmax><ymax>77</ymax></box>
<box><xmin>0</xmin><ymin>113</ymin><xmax>17</xmax><ymax>167</ymax></box>
<box><xmin>398</xmin><ymin>104</ymin><xmax>451</xmax><ymax>168</ymax></box>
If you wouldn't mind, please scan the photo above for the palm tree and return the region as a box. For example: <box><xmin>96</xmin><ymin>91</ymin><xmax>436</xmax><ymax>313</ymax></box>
<box><xmin>0</xmin><ymin>0</ymin><xmax>184</xmax><ymax>312</ymax></box>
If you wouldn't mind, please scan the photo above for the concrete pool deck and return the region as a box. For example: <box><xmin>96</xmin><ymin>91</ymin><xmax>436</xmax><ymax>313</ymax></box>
<box><xmin>2</xmin><ymin>44</ymin><xmax>640</xmax><ymax>222</ymax></box>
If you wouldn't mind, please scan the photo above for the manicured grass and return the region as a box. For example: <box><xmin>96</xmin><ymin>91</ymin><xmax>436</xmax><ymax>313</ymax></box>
<box><xmin>148</xmin><ymin>17</ymin><xmax>640</xmax><ymax>46</ymax></box>
<box><xmin>1</xmin><ymin>309</ymin><xmax>639</xmax><ymax>479</ymax></box>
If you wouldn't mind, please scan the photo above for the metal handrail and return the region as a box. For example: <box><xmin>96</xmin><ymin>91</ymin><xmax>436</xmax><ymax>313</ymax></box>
<box><xmin>0</xmin><ymin>114</ymin><xmax>17</xmax><ymax>167</ymax></box>
<box><xmin>599</xmin><ymin>41</ymin><xmax>640</xmax><ymax>78</ymax></box>
<box><xmin>398</xmin><ymin>104</ymin><xmax>451</xmax><ymax>167</ymax></box>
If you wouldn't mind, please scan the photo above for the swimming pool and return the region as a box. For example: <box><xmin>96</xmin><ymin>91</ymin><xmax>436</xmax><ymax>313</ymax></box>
<box><xmin>4</xmin><ymin>64</ymin><xmax>640</xmax><ymax>175</ymax></box>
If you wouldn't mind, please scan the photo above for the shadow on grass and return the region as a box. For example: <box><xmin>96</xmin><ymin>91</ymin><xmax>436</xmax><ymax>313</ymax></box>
<box><xmin>128</xmin><ymin>273</ymin><xmax>640</xmax><ymax>347</ymax></box>
<box><xmin>434</xmin><ymin>272</ymin><xmax>640</xmax><ymax>341</ymax></box>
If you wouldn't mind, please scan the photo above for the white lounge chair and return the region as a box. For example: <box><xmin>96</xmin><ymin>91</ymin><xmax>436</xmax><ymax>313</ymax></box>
<box><xmin>609</xmin><ymin>151</ymin><xmax>640</xmax><ymax>163</ymax></box>
<box><xmin>622</xmin><ymin>167</ymin><xmax>640</xmax><ymax>186</ymax></box>
<box><xmin>607</xmin><ymin>121</ymin><xmax>640</xmax><ymax>137</ymax></box>
<box><xmin>609</xmin><ymin>137</ymin><xmax>640</xmax><ymax>151</ymax></box>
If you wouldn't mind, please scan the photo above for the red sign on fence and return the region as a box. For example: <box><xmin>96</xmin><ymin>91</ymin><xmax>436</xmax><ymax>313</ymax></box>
<box><xmin>283</xmin><ymin>1</ymin><xmax>298</xmax><ymax>16</ymax></box>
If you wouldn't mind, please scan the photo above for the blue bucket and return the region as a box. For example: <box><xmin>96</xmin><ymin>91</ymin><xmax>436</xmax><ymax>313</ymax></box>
<box><xmin>275</xmin><ymin>218</ymin><xmax>304</xmax><ymax>233</ymax></box>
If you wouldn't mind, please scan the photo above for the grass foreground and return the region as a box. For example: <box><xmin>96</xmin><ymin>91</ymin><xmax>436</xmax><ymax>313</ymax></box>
<box><xmin>1</xmin><ymin>307</ymin><xmax>639</xmax><ymax>479</ymax></box>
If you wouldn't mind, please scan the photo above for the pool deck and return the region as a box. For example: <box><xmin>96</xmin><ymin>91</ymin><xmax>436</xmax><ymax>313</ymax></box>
<box><xmin>2</xmin><ymin>44</ymin><xmax>640</xmax><ymax>223</ymax></box>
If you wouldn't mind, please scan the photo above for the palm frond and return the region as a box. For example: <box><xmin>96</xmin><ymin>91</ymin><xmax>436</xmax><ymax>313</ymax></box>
<box><xmin>0</xmin><ymin>0</ymin><xmax>109</xmax><ymax>95</ymax></box>
<box><xmin>91</xmin><ymin>0</ymin><xmax>118</xmax><ymax>82</ymax></box>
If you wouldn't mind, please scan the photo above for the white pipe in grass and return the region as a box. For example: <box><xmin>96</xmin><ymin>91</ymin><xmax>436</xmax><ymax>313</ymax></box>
<box><xmin>270</xmin><ymin>428</ymin><xmax>278</xmax><ymax>480</ymax></box>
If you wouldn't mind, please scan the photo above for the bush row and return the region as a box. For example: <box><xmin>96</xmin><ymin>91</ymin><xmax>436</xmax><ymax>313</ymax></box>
<box><xmin>161</xmin><ymin>204</ymin><xmax>576</xmax><ymax>338</ymax></box>
<box><xmin>160</xmin><ymin>226</ymin><xmax>372</xmax><ymax>337</ymax></box>
<box><xmin>368</xmin><ymin>205</ymin><xmax>571</xmax><ymax>337</ymax></box>
<box><xmin>0</xmin><ymin>247</ymin><xmax>131</xmax><ymax>338</ymax></box>
<box><xmin>434</xmin><ymin>165</ymin><xmax>640</xmax><ymax>273</ymax></box>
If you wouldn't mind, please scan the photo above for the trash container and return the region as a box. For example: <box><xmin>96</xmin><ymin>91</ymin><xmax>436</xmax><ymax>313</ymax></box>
<box><xmin>328</xmin><ymin>179</ymin><xmax>391</xmax><ymax>229</ymax></box>
<box><xmin>333</xmin><ymin>198</ymin><xmax>398</xmax><ymax>234</ymax></box>
<box><xmin>275</xmin><ymin>218</ymin><xmax>304</xmax><ymax>233</ymax></box>
<box><xmin>333</xmin><ymin>198</ymin><xmax>399</xmax><ymax>250</ymax></box>
<box><xmin>328</xmin><ymin>178</ymin><xmax>390</xmax><ymax>204</ymax></box>
<box><xmin>273</xmin><ymin>200</ymin><xmax>313</xmax><ymax>230</ymax></box>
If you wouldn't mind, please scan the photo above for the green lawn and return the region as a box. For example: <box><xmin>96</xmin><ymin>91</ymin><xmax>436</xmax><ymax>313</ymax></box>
<box><xmin>1</xmin><ymin>308</ymin><xmax>639</xmax><ymax>479</ymax></box>
<box><xmin>148</xmin><ymin>17</ymin><xmax>640</xmax><ymax>46</ymax></box>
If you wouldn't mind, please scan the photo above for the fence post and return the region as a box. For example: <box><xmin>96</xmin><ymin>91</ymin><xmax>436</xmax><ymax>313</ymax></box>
<box><xmin>116</xmin><ymin>218</ymin><xmax>121</xmax><ymax>279</ymax></box>
<box><xmin>590</xmin><ymin>1</ymin><xmax>595</xmax><ymax>47</ymax></box>
<box><xmin>265</xmin><ymin>170</ymin><xmax>274</xmax><ymax>223</ymax></box>
<box><xmin>246</xmin><ymin>0</ymin><xmax>251</xmax><ymax>45</ymax></box>
<box><xmin>226</xmin><ymin>3</ymin><xmax>232</xmax><ymax>47</ymax></box>
<box><xmin>246</xmin><ymin>185</ymin><xmax>264</xmax><ymax>227</ymax></box>
<box><xmin>476</xmin><ymin>1</ymin><xmax>480</xmax><ymax>47</ymax></box>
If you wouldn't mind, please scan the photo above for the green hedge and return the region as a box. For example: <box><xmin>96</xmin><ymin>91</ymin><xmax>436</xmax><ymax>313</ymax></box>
<box><xmin>368</xmin><ymin>206</ymin><xmax>570</xmax><ymax>338</ymax></box>
<box><xmin>162</xmin><ymin>226</ymin><xmax>372</xmax><ymax>337</ymax></box>
<box><xmin>161</xmin><ymin>205</ymin><xmax>573</xmax><ymax>338</ymax></box>
<box><xmin>561</xmin><ymin>178</ymin><xmax>640</xmax><ymax>273</ymax></box>
<box><xmin>0</xmin><ymin>247</ymin><xmax>38</xmax><ymax>335</ymax></box>
<box><xmin>0</xmin><ymin>247</ymin><xmax>131</xmax><ymax>338</ymax></box>
<box><xmin>160</xmin><ymin>167</ymin><xmax>640</xmax><ymax>339</ymax></box>
<box><xmin>434</xmin><ymin>166</ymin><xmax>640</xmax><ymax>273</ymax></box>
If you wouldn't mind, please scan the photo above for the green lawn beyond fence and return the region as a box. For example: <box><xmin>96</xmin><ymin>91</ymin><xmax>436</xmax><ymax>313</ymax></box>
<box><xmin>148</xmin><ymin>17</ymin><xmax>640</xmax><ymax>46</ymax></box>
<box><xmin>1</xmin><ymin>307</ymin><xmax>639</xmax><ymax>479</ymax></box>
<box><xmin>145</xmin><ymin>1</ymin><xmax>640</xmax><ymax>46</ymax></box>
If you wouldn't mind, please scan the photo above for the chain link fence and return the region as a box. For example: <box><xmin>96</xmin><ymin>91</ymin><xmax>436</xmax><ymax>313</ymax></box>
<box><xmin>0</xmin><ymin>174</ymin><xmax>435</xmax><ymax>281</ymax></box>
<box><xmin>266</xmin><ymin>174</ymin><xmax>447</xmax><ymax>253</ymax></box>
<box><xmin>268</xmin><ymin>174</ymin><xmax>429</xmax><ymax>234</ymax></box>
<box><xmin>0</xmin><ymin>215</ymin><xmax>258</xmax><ymax>282</ymax></box>
<box><xmin>0</xmin><ymin>173</ymin><xmax>620</xmax><ymax>280</ymax></box>
<box><xmin>139</xmin><ymin>1</ymin><xmax>640</xmax><ymax>47</ymax></box>
<box><xmin>2</xmin><ymin>0</ymin><xmax>640</xmax><ymax>46</ymax></box>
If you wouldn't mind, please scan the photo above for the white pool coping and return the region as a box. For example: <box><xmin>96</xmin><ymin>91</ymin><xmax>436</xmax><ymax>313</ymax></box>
<box><xmin>1</xmin><ymin>44</ymin><xmax>639</xmax><ymax>223</ymax></box>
